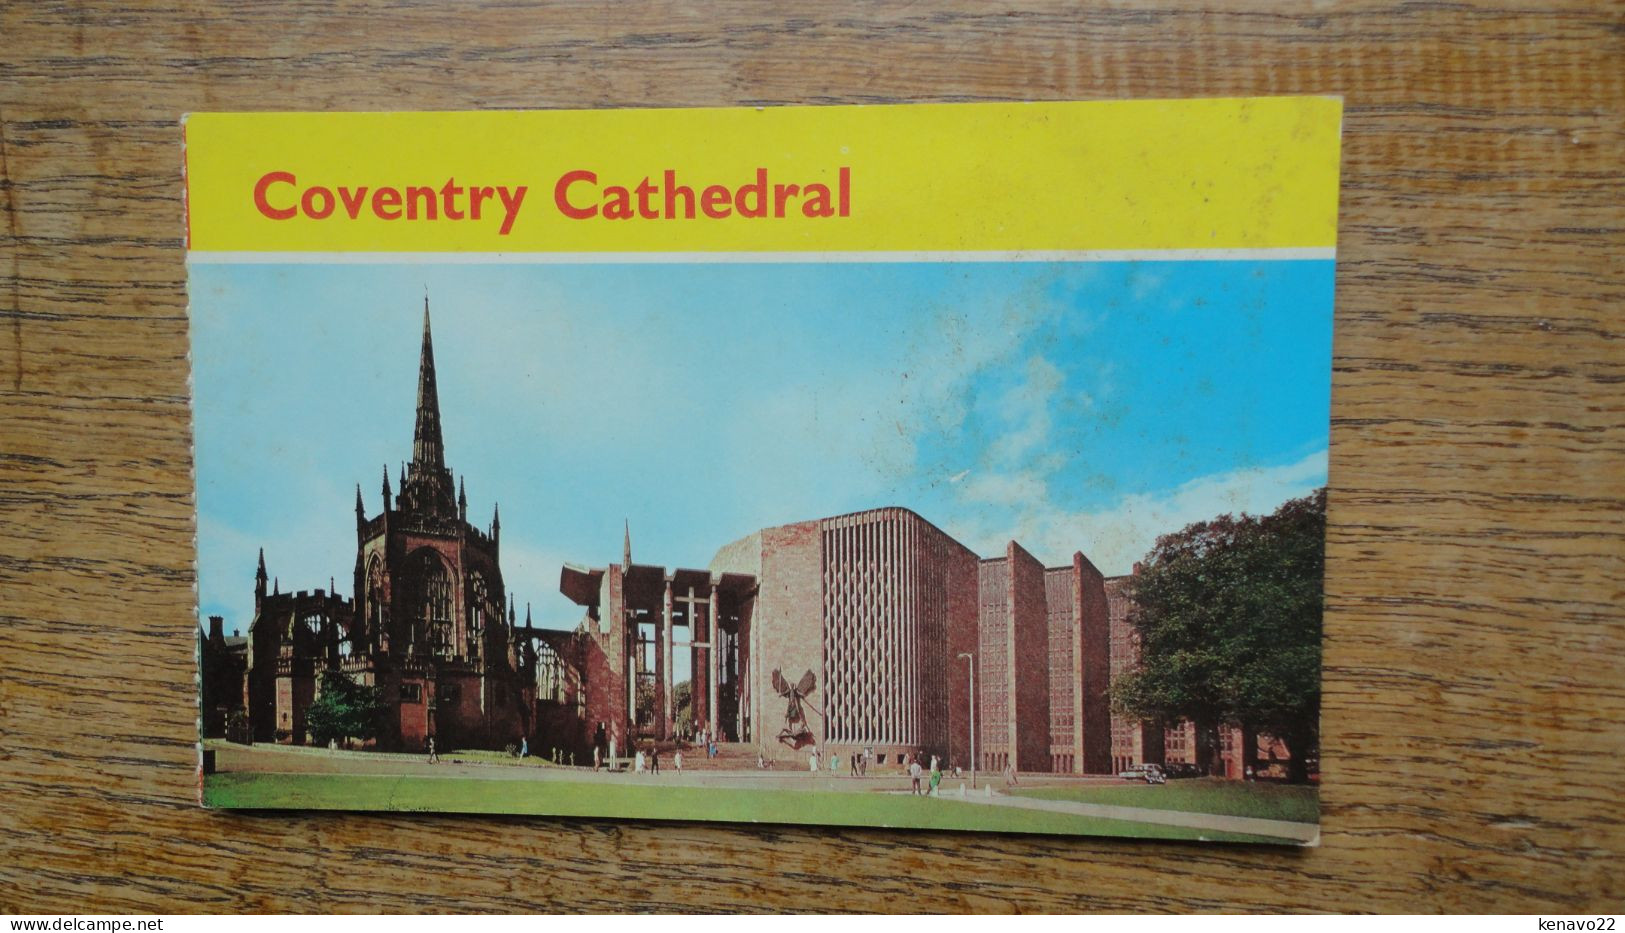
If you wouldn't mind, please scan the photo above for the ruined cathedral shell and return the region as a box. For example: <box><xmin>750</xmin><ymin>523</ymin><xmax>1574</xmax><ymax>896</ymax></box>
<box><xmin>241</xmin><ymin>300</ymin><xmax>537</xmax><ymax>753</ymax></box>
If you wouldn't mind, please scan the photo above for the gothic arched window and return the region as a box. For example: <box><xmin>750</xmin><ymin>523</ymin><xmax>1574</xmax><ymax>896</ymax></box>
<box><xmin>406</xmin><ymin>550</ymin><xmax>454</xmax><ymax>659</ymax></box>
<box><xmin>366</xmin><ymin>557</ymin><xmax>386</xmax><ymax>648</ymax></box>
<box><xmin>536</xmin><ymin>642</ymin><xmax>563</xmax><ymax>704</ymax></box>
<box><xmin>468</xmin><ymin>572</ymin><xmax>488</xmax><ymax>663</ymax></box>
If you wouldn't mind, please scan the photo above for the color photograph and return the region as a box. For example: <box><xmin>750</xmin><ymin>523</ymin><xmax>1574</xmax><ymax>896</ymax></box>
<box><xmin>194</xmin><ymin>258</ymin><xmax>1331</xmax><ymax>844</ymax></box>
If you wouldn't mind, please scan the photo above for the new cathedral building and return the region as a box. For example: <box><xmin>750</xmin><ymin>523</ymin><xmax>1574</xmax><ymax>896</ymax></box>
<box><xmin>551</xmin><ymin>507</ymin><xmax>1115</xmax><ymax>773</ymax></box>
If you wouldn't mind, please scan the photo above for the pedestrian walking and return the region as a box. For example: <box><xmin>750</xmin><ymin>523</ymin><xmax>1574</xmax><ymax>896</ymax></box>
<box><xmin>674</xmin><ymin>750</ymin><xmax>684</xmax><ymax>774</ymax></box>
<box><xmin>929</xmin><ymin>762</ymin><xmax>943</xmax><ymax>797</ymax></box>
<box><xmin>426</xmin><ymin>736</ymin><xmax>438</xmax><ymax>764</ymax></box>
<box><xmin>651</xmin><ymin>746</ymin><xmax>661</xmax><ymax>775</ymax></box>
<box><xmin>909</xmin><ymin>757</ymin><xmax>923</xmax><ymax>795</ymax></box>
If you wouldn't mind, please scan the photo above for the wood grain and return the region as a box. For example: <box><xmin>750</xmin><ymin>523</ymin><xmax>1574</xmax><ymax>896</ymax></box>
<box><xmin>1</xmin><ymin>0</ymin><xmax>1621</xmax><ymax>913</ymax></box>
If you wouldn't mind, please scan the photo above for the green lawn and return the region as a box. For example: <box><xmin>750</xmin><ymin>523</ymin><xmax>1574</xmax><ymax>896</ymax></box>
<box><xmin>202</xmin><ymin>772</ymin><xmax>1294</xmax><ymax>844</ymax></box>
<box><xmin>441</xmin><ymin>749</ymin><xmax>564</xmax><ymax>768</ymax></box>
<box><xmin>1011</xmin><ymin>779</ymin><xmax>1318</xmax><ymax>824</ymax></box>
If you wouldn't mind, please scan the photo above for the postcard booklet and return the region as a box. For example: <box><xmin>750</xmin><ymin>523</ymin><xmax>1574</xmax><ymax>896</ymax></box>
<box><xmin>189</xmin><ymin>99</ymin><xmax>1340</xmax><ymax>843</ymax></box>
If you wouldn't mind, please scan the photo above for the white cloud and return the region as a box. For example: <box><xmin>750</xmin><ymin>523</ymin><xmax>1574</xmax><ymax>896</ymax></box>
<box><xmin>952</xmin><ymin>448</ymin><xmax>1329</xmax><ymax>576</ymax></box>
<box><xmin>985</xmin><ymin>355</ymin><xmax>1064</xmax><ymax>467</ymax></box>
<box><xmin>956</xmin><ymin>468</ymin><xmax>1051</xmax><ymax>509</ymax></box>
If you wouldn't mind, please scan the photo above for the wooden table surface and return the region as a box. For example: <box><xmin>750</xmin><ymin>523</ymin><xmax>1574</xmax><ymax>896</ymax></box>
<box><xmin>1</xmin><ymin>0</ymin><xmax>1620</xmax><ymax>914</ymax></box>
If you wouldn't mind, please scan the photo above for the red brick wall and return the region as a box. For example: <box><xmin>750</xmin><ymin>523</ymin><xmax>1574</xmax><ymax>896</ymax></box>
<box><xmin>589</xmin><ymin>565</ymin><xmax>629</xmax><ymax>752</ymax></box>
<box><xmin>1044</xmin><ymin>566</ymin><xmax>1078</xmax><ymax>771</ymax></box>
<box><xmin>432</xmin><ymin>670</ymin><xmax>479</xmax><ymax>748</ymax></box>
<box><xmin>396</xmin><ymin>674</ymin><xmax>429</xmax><ymax>751</ymax></box>
<box><xmin>273</xmin><ymin>676</ymin><xmax>300</xmax><ymax>742</ymax></box>
<box><xmin>708</xmin><ymin>531</ymin><xmax>761</xmax><ymax>745</ymax></box>
<box><xmin>753</xmin><ymin>520</ymin><xmax>823</xmax><ymax>760</ymax></box>
<box><xmin>1007</xmin><ymin>541</ymin><xmax>1051</xmax><ymax>773</ymax></box>
<box><xmin>943</xmin><ymin>531</ymin><xmax>980</xmax><ymax>774</ymax></box>
<box><xmin>1075</xmin><ymin>553</ymin><xmax>1113</xmax><ymax>774</ymax></box>
<box><xmin>977</xmin><ymin>557</ymin><xmax>1011</xmax><ymax>771</ymax></box>
<box><xmin>1164</xmin><ymin>721</ymin><xmax>1197</xmax><ymax>764</ymax></box>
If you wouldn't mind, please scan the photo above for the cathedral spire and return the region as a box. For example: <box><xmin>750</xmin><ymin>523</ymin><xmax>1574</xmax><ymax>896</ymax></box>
<box><xmin>412</xmin><ymin>298</ymin><xmax>445</xmax><ymax>471</ymax></box>
<box><xmin>397</xmin><ymin>298</ymin><xmax>458</xmax><ymax>517</ymax></box>
<box><xmin>623</xmin><ymin>519</ymin><xmax>632</xmax><ymax>568</ymax></box>
<box><xmin>382</xmin><ymin>464</ymin><xmax>392</xmax><ymax>503</ymax></box>
<box><xmin>458</xmin><ymin>476</ymin><xmax>467</xmax><ymax>520</ymax></box>
<box><xmin>255</xmin><ymin>547</ymin><xmax>268</xmax><ymax>597</ymax></box>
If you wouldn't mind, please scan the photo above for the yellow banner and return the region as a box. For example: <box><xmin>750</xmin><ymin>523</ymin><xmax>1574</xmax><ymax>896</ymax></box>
<box><xmin>184</xmin><ymin>98</ymin><xmax>1341</xmax><ymax>254</ymax></box>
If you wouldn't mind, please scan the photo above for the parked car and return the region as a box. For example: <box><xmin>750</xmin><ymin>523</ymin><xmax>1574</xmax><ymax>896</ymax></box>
<box><xmin>1143</xmin><ymin>764</ymin><xmax>1167</xmax><ymax>785</ymax></box>
<box><xmin>1118</xmin><ymin>764</ymin><xmax>1148</xmax><ymax>780</ymax></box>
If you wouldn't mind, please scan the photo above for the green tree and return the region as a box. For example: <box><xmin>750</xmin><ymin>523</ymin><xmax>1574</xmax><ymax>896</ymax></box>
<box><xmin>305</xmin><ymin>669</ymin><xmax>386</xmax><ymax>748</ymax></box>
<box><xmin>1112</xmin><ymin>488</ymin><xmax>1325</xmax><ymax>783</ymax></box>
<box><xmin>672</xmin><ymin>679</ymin><xmax>693</xmax><ymax>732</ymax></box>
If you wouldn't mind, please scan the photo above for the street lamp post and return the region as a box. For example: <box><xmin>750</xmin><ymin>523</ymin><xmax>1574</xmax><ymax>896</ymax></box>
<box><xmin>957</xmin><ymin>651</ymin><xmax>976</xmax><ymax>789</ymax></box>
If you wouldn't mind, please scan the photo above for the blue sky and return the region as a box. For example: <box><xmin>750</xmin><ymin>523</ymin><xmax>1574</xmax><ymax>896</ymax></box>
<box><xmin>191</xmin><ymin>259</ymin><xmax>1334</xmax><ymax>633</ymax></box>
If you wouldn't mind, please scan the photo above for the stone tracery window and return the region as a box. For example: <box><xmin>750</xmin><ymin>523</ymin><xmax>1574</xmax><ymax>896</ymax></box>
<box><xmin>536</xmin><ymin>642</ymin><xmax>564</xmax><ymax>704</ymax></box>
<box><xmin>366</xmin><ymin>557</ymin><xmax>386</xmax><ymax>649</ymax></box>
<box><xmin>406</xmin><ymin>550</ymin><xmax>454</xmax><ymax>659</ymax></box>
<box><xmin>468</xmin><ymin>572</ymin><xmax>487</xmax><ymax>662</ymax></box>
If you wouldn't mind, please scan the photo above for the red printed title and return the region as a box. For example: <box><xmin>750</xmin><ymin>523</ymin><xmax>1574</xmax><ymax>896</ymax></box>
<box><xmin>252</xmin><ymin>167</ymin><xmax>853</xmax><ymax>236</ymax></box>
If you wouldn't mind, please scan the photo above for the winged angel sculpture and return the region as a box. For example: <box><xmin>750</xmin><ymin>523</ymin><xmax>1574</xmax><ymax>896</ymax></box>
<box><xmin>771</xmin><ymin>668</ymin><xmax>819</xmax><ymax>749</ymax></box>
